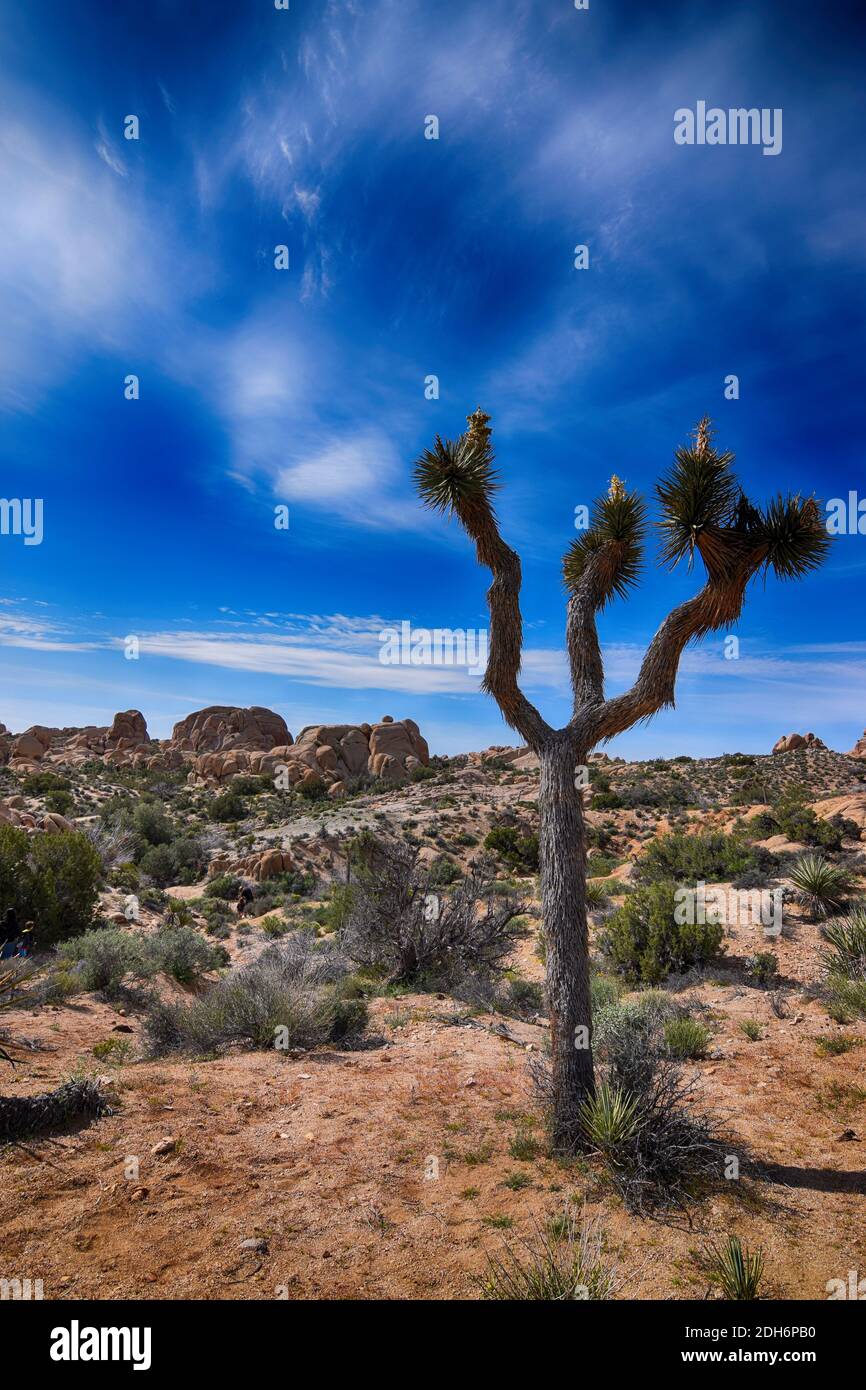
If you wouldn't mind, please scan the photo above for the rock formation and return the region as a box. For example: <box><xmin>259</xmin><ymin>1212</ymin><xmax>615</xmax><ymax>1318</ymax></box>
<box><xmin>771</xmin><ymin>732</ymin><xmax>827</xmax><ymax>754</ymax></box>
<box><xmin>0</xmin><ymin>705</ymin><xmax>430</xmax><ymax>794</ymax></box>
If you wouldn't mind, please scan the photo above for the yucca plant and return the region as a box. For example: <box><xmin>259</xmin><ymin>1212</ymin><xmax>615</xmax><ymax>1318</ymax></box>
<box><xmin>415</xmin><ymin>409</ymin><xmax>830</xmax><ymax>1149</ymax></box>
<box><xmin>790</xmin><ymin>853</ymin><xmax>855</xmax><ymax>921</ymax></box>
<box><xmin>705</xmin><ymin>1234</ymin><xmax>765</xmax><ymax>1300</ymax></box>
<box><xmin>821</xmin><ymin>905</ymin><xmax>866</xmax><ymax>978</ymax></box>
<box><xmin>579</xmin><ymin>1081</ymin><xmax>639</xmax><ymax>1153</ymax></box>
<box><xmin>585</xmin><ymin>878</ymin><xmax>611</xmax><ymax>910</ymax></box>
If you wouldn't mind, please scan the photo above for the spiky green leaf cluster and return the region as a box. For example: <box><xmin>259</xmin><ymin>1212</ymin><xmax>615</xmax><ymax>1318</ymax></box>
<box><xmin>657</xmin><ymin>423</ymin><xmax>831</xmax><ymax>583</ymax></box>
<box><xmin>758</xmin><ymin>493</ymin><xmax>831</xmax><ymax>580</ymax></box>
<box><xmin>563</xmin><ymin>484</ymin><xmax>647</xmax><ymax>607</ymax></box>
<box><xmin>413</xmin><ymin>432</ymin><xmax>499</xmax><ymax>516</ymax></box>
<box><xmin>656</xmin><ymin>433</ymin><xmax>740</xmax><ymax>570</ymax></box>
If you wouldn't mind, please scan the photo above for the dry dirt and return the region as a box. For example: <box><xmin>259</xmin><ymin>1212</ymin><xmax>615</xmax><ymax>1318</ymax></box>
<box><xmin>1</xmin><ymin>748</ymin><xmax>865</xmax><ymax>1301</ymax></box>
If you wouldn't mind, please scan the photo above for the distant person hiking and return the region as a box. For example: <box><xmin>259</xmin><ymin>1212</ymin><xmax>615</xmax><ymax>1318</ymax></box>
<box><xmin>236</xmin><ymin>884</ymin><xmax>254</xmax><ymax>917</ymax></box>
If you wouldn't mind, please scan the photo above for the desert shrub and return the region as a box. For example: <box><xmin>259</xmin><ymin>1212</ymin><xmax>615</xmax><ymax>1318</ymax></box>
<box><xmin>637</xmin><ymin>831</ymin><xmax>757</xmax><ymax>885</ymax></box>
<box><xmin>57</xmin><ymin>928</ymin><xmax>152</xmax><ymax>993</ymax></box>
<box><xmin>483</xmin><ymin>825</ymin><xmax>539</xmax><ymax>874</ymax></box>
<box><xmin>143</xmin><ymin>935</ymin><xmax>364</xmax><ymax>1056</ymax></box>
<box><xmin>429</xmin><ymin>854</ymin><xmax>462</xmax><ymax>886</ymax></box>
<box><xmin>744</xmin><ymin>951</ymin><xmax>779</xmax><ymax>986</ymax></box>
<box><xmin>38</xmin><ymin>968</ymin><xmax>83</xmax><ymax>1004</ymax></box>
<box><xmin>208</xmin><ymin>791</ymin><xmax>247</xmax><ymax>822</ymax></box>
<box><xmin>204</xmin><ymin>875</ymin><xmax>242</xmax><ymax>901</ymax></box>
<box><xmin>138</xmin><ymin>844</ymin><xmax>177</xmax><ymax>888</ymax></box>
<box><xmin>789</xmin><ymin>853</ymin><xmax>855</xmax><ymax>920</ymax></box>
<box><xmin>590</xmin><ymin>972</ymin><xmax>623</xmax><ymax>1013</ymax></box>
<box><xmin>110</xmin><ymin>862</ymin><xmax>141</xmax><ymax>893</ymax></box>
<box><xmin>481</xmin><ymin>1211</ymin><xmax>615</xmax><ymax>1300</ymax></box>
<box><xmin>589</xmin><ymin>1003</ymin><xmax>731</xmax><ymax>1211</ymax></box>
<box><xmin>664</xmin><ymin>1016</ymin><xmax>711</xmax><ymax>1060</ymax></box>
<box><xmin>147</xmin><ymin>927</ymin><xmax>228</xmax><ymax>984</ymax></box>
<box><xmin>260</xmin><ymin>913</ymin><xmax>290</xmax><ymax>938</ymax></box>
<box><xmin>20</xmin><ymin>770</ymin><xmax>71</xmax><ymax>797</ymax></box>
<box><xmin>138</xmin><ymin>836</ymin><xmax>205</xmax><ymax>888</ymax></box>
<box><xmin>825</xmin><ymin>976</ymin><xmax>866</xmax><ymax>1022</ymax></box>
<box><xmin>410</xmin><ymin>764</ymin><xmax>436</xmax><ymax>783</ymax></box>
<box><xmin>0</xmin><ymin>825</ymin><xmax>102</xmax><ymax>946</ymax></box>
<box><xmin>228</xmin><ymin>775</ymin><xmax>270</xmax><ymax>797</ymax></box>
<box><xmin>45</xmin><ymin>789</ymin><xmax>74</xmax><ymax>815</ymax></box>
<box><xmin>341</xmin><ymin>840</ymin><xmax>526</xmax><ymax>990</ymax></box>
<box><xmin>132</xmin><ymin>801</ymin><xmax>174</xmax><ymax>848</ymax></box>
<box><xmin>601</xmin><ymin>882</ymin><xmax>724</xmax><ymax>984</ymax></box>
<box><xmin>745</xmin><ymin>811</ymin><xmax>779</xmax><ymax>838</ymax></box>
<box><xmin>590</xmin><ymin>790</ymin><xmax>624</xmax><ymax>811</ymax></box>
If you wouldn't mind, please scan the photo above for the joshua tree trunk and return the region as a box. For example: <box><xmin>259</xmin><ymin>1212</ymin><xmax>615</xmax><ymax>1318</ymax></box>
<box><xmin>414</xmin><ymin>408</ymin><xmax>829</xmax><ymax>1152</ymax></box>
<box><xmin>539</xmin><ymin>736</ymin><xmax>594</xmax><ymax>1148</ymax></box>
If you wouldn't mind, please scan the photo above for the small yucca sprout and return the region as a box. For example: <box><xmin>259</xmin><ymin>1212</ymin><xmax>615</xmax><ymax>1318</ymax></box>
<box><xmin>579</xmin><ymin>1081</ymin><xmax>639</xmax><ymax>1152</ymax></box>
<box><xmin>705</xmin><ymin>1235</ymin><xmax>765</xmax><ymax>1300</ymax></box>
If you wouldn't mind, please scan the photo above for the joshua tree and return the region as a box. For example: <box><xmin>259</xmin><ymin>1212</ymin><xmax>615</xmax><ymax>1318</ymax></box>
<box><xmin>414</xmin><ymin>409</ymin><xmax>829</xmax><ymax>1150</ymax></box>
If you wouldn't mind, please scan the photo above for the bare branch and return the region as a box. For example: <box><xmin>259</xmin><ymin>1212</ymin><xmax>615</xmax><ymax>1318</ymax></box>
<box><xmin>415</xmin><ymin>409</ymin><xmax>553</xmax><ymax>750</ymax></box>
<box><xmin>587</xmin><ymin>554</ymin><xmax>764</xmax><ymax>745</ymax></box>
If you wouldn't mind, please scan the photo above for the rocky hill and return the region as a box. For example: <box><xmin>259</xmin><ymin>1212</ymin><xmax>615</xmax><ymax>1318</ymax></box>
<box><xmin>0</xmin><ymin>706</ymin><xmax>430</xmax><ymax>796</ymax></box>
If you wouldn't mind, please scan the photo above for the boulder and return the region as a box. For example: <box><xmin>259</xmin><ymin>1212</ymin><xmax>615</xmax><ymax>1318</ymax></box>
<box><xmin>107</xmin><ymin>710</ymin><xmax>149</xmax><ymax>747</ymax></box>
<box><xmin>772</xmin><ymin>732</ymin><xmax>826</xmax><ymax>754</ymax></box>
<box><xmin>10</xmin><ymin>732</ymin><xmax>47</xmax><ymax>762</ymax></box>
<box><xmin>171</xmin><ymin>706</ymin><xmax>291</xmax><ymax>753</ymax></box>
<box><xmin>847</xmin><ymin>730</ymin><xmax>866</xmax><ymax>758</ymax></box>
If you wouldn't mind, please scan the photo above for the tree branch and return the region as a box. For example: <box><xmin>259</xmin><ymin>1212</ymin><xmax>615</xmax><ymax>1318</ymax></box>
<box><xmin>467</xmin><ymin>501</ymin><xmax>554</xmax><ymax>750</ymax></box>
<box><xmin>587</xmin><ymin>551</ymin><xmax>765</xmax><ymax>745</ymax></box>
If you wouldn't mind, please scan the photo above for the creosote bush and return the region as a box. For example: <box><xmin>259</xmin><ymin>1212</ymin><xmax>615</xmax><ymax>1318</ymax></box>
<box><xmin>636</xmin><ymin>830</ymin><xmax>760</xmax><ymax>885</ymax></box>
<box><xmin>0</xmin><ymin>823</ymin><xmax>102</xmax><ymax>946</ymax></box>
<box><xmin>601</xmin><ymin>881</ymin><xmax>724</xmax><ymax>984</ymax></box>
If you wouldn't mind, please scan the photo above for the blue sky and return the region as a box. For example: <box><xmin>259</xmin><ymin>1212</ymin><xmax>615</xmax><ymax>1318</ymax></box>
<box><xmin>1</xmin><ymin>0</ymin><xmax>865</xmax><ymax>757</ymax></box>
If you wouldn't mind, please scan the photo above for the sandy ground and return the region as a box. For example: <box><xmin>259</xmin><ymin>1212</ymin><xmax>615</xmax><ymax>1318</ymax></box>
<box><xmin>1</xmin><ymin>914</ymin><xmax>864</xmax><ymax>1302</ymax></box>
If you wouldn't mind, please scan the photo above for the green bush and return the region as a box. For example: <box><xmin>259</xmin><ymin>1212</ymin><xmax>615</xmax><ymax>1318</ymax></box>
<box><xmin>147</xmin><ymin>926</ymin><xmax>228</xmax><ymax>983</ymax></box>
<box><xmin>143</xmin><ymin>937</ymin><xmax>365</xmax><ymax>1056</ymax></box>
<box><xmin>483</xmin><ymin>825</ymin><xmax>539</xmax><ymax>874</ymax></box>
<box><xmin>204</xmin><ymin>874</ymin><xmax>242</xmax><ymax>901</ymax></box>
<box><xmin>208</xmin><ymin>791</ymin><xmax>247</xmax><ymax>822</ymax></box>
<box><xmin>20</xmin><ymin>770</ymin><xmax>72</xmax><ymax>797</ymax></box>
<box><xmin>601</xmin><ymin>881</ymin><xmax>724</xmax><ymax>984</ymax></box>
<box><xmin>0</xmin><ymin>824</ymin><xmax>102</xmax><ymax>946</ymax></box>
<box><xmin>428</xmin><ymin>854</ymin><xmax>462</xmax><ymax>886</ymax></box>
<box><xmin>664</xmin><ymin>1016</ymin><xmax>711</xmax><ymax>1060</ymax></box>
<box><xmin>58</xmin><ymin>928</ymin><xmax>152</xmax><ymax>993</ymax></box>
<box><xmin>637</xmin><ymin>832</ymin><xmax>757</xmax><ymax>886</ymax></box>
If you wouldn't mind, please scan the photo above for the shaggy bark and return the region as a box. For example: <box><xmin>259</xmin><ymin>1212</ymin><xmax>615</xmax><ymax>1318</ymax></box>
<box><xmin>0</xmin><ymin>1079</ymin><xmax>108</xmax><ymax>1143</ymax></box>
<box><xmin>539</xmin><ymin>737</ymin><xmax>594</xmax><ymax>1148</ymax></box>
